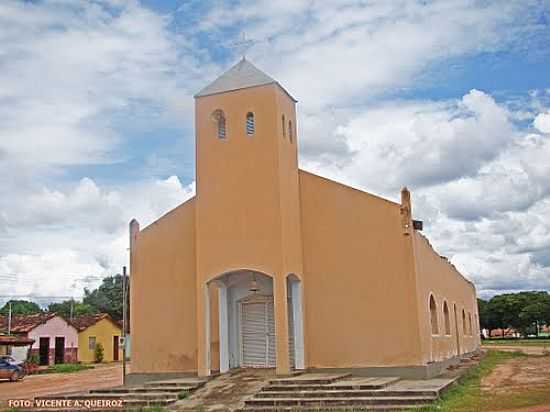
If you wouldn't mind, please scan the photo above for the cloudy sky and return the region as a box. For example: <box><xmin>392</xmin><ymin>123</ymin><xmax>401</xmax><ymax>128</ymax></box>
<box><xmin>0</xmin><ymin>0</ymin><xmax>549</xmax><ymax>305</ymax></box>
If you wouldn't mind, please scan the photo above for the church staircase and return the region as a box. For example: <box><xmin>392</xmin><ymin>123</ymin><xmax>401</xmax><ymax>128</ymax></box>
<box><xmin>31</xmin><ymin>377</ymin><xmax>206</xmax><ymax>410</ymax></box>
<box><xmin>239</xmin><ymin>372</ymin><xmax>457</xmax><ymax>411</ymax></box>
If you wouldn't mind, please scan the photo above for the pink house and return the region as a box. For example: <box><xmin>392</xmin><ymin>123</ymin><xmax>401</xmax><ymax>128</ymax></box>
<box><xmin>0</xmin><ymin>313</ymin><xmax>78</xmax><ymax>365</ymax></box>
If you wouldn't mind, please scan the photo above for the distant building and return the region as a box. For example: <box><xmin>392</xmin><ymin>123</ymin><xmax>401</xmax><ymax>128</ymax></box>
<box><xmin>69</xmin><ymin>313</ymin><xmax>122</xmax><ymax>363</ymax></box>
<box><xmin>130</xmin><ymin>59</ymin><xmax>480</xmax><ymax>380</ymax></box>
<box><xmin>0</xmin><ymin>335</ymin><xmax>35</xmax><ymax>361</ymax></box>
<box><xmin>0</xmin><ymin>313</ymin><xmax>78</xmax><ymax>364</ymax></box>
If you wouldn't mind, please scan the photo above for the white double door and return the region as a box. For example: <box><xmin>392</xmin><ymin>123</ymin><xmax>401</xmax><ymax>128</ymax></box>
<box><xmin>240</xmin><ymin>295</ymin><xmax>276</xmax><ymax>368</ymax></box>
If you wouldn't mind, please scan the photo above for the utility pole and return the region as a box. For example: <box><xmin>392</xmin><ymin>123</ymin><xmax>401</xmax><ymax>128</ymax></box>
<box><xmin>122</xmin><ymin>266</ymin><xmax>127</xmax><ymax>386</ymax></box>
<box><xmin>70</xmin><ymin>300</ymin><xmax>74</xmax><ymax>321</ymax></box>
<box><xmin>7</xmin><ymin>301</ymin><xmax>12</xmax><ymax>335</ymax></box>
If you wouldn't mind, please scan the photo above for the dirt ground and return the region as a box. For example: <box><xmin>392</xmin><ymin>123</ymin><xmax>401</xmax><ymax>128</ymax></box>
<box><xmin>483</xmin><ymin>355</ymin><xmax>550</xmax><ymax>412</ymax></box>
<box><xmin>0</xmin><ymin>363</ymin><xmax>123</xmax><ymax>405</ymax></box>
<box><xmin>492</xmin><ymin>407</ymin><xmax>550</xmax><ymax>412</ymax></box>
<box><xmin>482</xmin><ymin>356</ymin><xmax>550</xmax><ymax>394</ymax></box>
<box><xmin>483</xmin><ymin>345</ymin><xmax>550</xmax><ymax>356</ymax></box>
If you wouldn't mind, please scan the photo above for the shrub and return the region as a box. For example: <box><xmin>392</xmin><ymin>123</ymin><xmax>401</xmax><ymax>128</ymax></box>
<box><xmin>177</xmin><ymin>390</ymin><xmax>189</xmax><ymax>400</ymax></box>
<box><xmin>47</xmin><ymin>363</ymin><xmax>93</xmax><ymax>374</ymax></box>
<box><xmin>27</xmin><ymin>352</ymin><xmax>39</xmax><ymax>365</ymax></box>
<box><xmin>24</xmin><ymin>352</ymin><xmax>40</xmax><ymax>374</ymax></box>
<box><xmin>94</xmin><ymin>342</ymin><xmax>104</xmax><ymax>363</ymax></box>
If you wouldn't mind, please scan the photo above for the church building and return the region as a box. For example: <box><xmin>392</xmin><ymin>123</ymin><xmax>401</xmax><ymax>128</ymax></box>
<box><xmin>129</xmin><ymin>59</ymin><xmax>480</xmax><ymax>380</ymax></box>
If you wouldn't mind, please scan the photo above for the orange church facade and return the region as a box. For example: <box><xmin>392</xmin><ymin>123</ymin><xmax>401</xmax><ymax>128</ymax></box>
<box><xmin>129</xmin><ymin>59</ymin><xmax>480</xmax><ymax>380</ymax></box>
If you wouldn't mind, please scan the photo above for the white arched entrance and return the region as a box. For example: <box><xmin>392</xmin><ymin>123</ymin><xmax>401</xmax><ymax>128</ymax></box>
<box><xmin>210</xmin><ymin>270</ymin><xmax>275</xmax><ymax>373</ymax></box>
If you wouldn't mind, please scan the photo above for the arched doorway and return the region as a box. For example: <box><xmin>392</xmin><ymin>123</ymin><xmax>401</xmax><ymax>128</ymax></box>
<box><xmin>209</xmin><ymin>270</ymin><xmax>275</xmax><ymax>373</ymax></box>
<box><xmin>453</xmin><ymin>303</ymin><xmax>461</xmax><ymax>356</ymax></box>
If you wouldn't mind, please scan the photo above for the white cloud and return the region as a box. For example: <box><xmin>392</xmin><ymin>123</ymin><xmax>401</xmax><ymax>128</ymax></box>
<box><xmin>202</xmin><ymin>0</ymin><xmax>535</xmax><ymax>110</ymax></box>
<box><xmin>301</xmin><ymin>90</ymin><xmax>515</xmax><ymax>196</ymax></box>
<box><xmin>534</xmin><ymin>111</ymin><xmax>550</xmax><ymax>133</ymax></box>
<box><xmin>0</xmin><ymin>175</ymin><xmax>195</xmax><ymax>304</ymax></box>
<box><xmin>0</xmin><ymin>0</ymin><xmax>203</xmax><ymax>173</ymax></box>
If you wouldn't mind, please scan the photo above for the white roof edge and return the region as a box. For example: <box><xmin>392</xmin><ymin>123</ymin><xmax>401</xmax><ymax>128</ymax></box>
<box><xmin>194</xmin><ymin>58</ymin><xmax>297</xmax><ymax>102</ymax></box>
<box><xmin>194</xmin><ymin>81</ymin><xmax>297</xmax><ymax>102</ymax></box>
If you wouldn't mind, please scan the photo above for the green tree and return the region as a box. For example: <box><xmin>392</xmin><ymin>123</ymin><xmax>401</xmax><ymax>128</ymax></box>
<box><xmin>485</xmin><ymin>291</ymin><xmax>550</xmax><ymax>337</ymax></box>
<box><xmin>47</xmin><ymin>300</ymin><xmax>98</xmax><ymax>319</ymax></box>
<box><xmin>477</xmin><ymin>298</ymin><xmax>489</xmax><ymax>330</ymax></box>
<box><xmin>83</xmin><ymin>275</ymin><xmax>128</xmax><ymax>321</ymax></box>
<box><xmin>0</xmin><ymin>300</ymin><xmax>42</xmax><ymax>315</ymax></box>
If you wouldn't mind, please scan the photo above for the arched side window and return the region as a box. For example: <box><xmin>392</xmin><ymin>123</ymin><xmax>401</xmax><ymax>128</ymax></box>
<box><xmin>289</xmin><ymin>120</ymin><xmax>293</xmax><ymax>143</ymax></box>
<box><xmin>429</xmin><ymin>295</ymin><xmax>438</xmax><ymax>335</ymax></box>
<box><xmin>212</xmin><ymin>109</ymin><xmax>226</xmax><ymax>139</ymax></box>
<box><xmin>462</xmin><ymin>309</ymin><xmax>466</xmax><ymax>335</ymax></box>
<box><xmin>443</xmin><ymin>301</ymin><xmax>451</xmax><ymax>335</ymax></box>
<box><xmin>282</xmin><ymin>114</ymin><xmax>286</xmax><ymax>138</ymax></box>
<box><xmin>246</xmin><ymin>112</ymin><xmax>255</xmax><ymax>135</ymax></box>
<box><xmin>468</xmin><ymin>313</ymin><xmax>472</xmax><ymax>336</ymax></box>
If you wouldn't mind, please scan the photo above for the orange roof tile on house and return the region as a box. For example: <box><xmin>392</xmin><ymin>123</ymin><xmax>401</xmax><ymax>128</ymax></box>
<box><xmin>0</xmin><ymin>313</ymin><xmax>57</xmax><ymax>334</ymax></box>
<box><xmin>0</xmin><ymin>335</ymin><xmax>35</xmax><ymax>346</ymax></box>
<box><xmin>69</xmin><ymin>313</ymin><xmax>120</xmax><ymax>332</ymax></box>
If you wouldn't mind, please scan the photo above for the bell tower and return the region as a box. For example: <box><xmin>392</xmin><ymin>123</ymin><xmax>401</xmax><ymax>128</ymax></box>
<box><xmin>194</xmin><ymin>59</ymin><xmax>303</xmax><ymax>375</ymax></box>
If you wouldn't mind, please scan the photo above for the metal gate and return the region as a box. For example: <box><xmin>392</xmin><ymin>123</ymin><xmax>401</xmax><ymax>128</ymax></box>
<box><xmin>240</xmin><ymin>295</ymin><xmax>276</xmax><ymax>367</ymax></box>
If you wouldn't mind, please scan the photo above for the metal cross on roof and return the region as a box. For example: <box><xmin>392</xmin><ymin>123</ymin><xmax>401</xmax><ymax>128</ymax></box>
<box><xmin>230</xmin><ymin>32</ymin><xmax>255</xmax><ymax>58</ymax></box>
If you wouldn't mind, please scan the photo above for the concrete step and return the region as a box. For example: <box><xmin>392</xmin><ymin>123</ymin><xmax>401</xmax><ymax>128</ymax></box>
<box><xmin>238</xmin><ymin>405</ymin><xmax>431</xmax><ymax>412</ymax></box>
<box><xmin>144</xmin><ymin>379</ymin><xmax>206</xmax><ymax>388</ymax></box>
<box><xmin>38</xmin><ymin>392</ymin><xmax>178</xmax><ymax>401</ymax></box>
<box><xmin>123</xmin><ymin>398</ymin><xmax>178</xmax><ymax>407</ymax></box>
<box><xmin>268</xmin><ymin>373</ymin><xmax>351</xmax><ymax>385</ymax></box>
<box><xmin>262</xmin><ymin>377</ymin><xmax>400</xmax><ymax>391</ymax></box>
<box><xmin>245</xmin><ymin>395</ymin><xmax>437</xmax><ymax>407</ymax></box>
<box><xmin>91</xmin><ymin>385</ymin><xmax>195</xmax><ymax>394</ymax></box>
<box><xmin>19</xmin><ymin>398</ymin><xmax>178</xmax><ymax>412</ymax></box>
<box><xmin>255</xmin><ymin>389</ymin><xmax>439</xmax><ymax>398</ymax></box>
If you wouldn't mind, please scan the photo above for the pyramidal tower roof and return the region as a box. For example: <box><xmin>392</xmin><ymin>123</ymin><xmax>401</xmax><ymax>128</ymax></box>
<box><xmin>195</xmin><ymin>58</ymin><xmax>296</xmax><ymax>101</ymax></box>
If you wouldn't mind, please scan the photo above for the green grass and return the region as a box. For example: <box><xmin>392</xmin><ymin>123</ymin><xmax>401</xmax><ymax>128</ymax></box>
<box><xmin>43</xmin><ymin>363</ymin><xmax>94</xmax><ymax>374</ymax></box>
<box><xmin>416</xmin><ymin>350</ymin><xmax>550</xmax><ymax>412</ymax></box>
<box><xmin>178</xmin><ymin>389</ymin><xmax>189</xmax><ymax>400</ymax></box>
<box><xmin>482</xmin><ymin>338</ymin><xmax>550</xmax><ymax>346</ymax></box>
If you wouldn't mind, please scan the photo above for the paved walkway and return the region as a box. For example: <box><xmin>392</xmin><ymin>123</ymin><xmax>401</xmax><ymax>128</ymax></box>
<box><xmin>0</xmin><ymin>363</ymin><xmax>123</xmax><ymax>404</ymax></box>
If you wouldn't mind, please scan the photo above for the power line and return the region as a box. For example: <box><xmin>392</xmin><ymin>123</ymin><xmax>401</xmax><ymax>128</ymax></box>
<box><xmin>0</xmin><ymin>272</ymin><xmax>109</xmax><ymax>279</ymax></box>
<box><xmin>0</xmin><ymin>295</ymin><xmax>81</xmax><ymax>299</ymax></box>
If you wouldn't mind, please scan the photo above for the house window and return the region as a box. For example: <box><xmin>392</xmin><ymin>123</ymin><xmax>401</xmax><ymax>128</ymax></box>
<box><xmin>282</xmin><ymin>114</ymin><xmax>286</xmax><ymax>138</ymax></box>
<box><xmin>468</xmin><ymin>313</ymin><xmax>473</xmax><ymax>336</ymax></box>
<box><xmin>88</xmin><ymin>336</ymin><xmax>96</xmax><ymax>350</ymax></box>
<box><xmin>289</xmin><ymin>120</ymin><xmax>293</xmax><ymax>143</ymax></box>
<box><xmin>443</xmin><ymin>301</ymin><xmax>451</xmax><ymax>335</ymax></box>
<box><xmin>462</xmin><ymin>309</ymin><xmax>467</xmax><ymax>335</ymax></box>
<box><xmin>429</xmin><ymin>295</ymin><xmax>438</xmax><ymax>335</ymax></box>
<box><xmin>212</xmin><ymin>109</ymin><xmax>226</xmax><ymax>139</ymax></box>
<box><xmin>246</xmin><ymin>112</ymin><xmax>255</xmax><ymax>135</ymax></box>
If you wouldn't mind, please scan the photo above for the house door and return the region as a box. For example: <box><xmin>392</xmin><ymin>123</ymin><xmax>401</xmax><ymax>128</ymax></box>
<box><xmin>113</xmin><ymin>336</ymin><xmax>119</xmax><ymax>361</ymax></box>
<box><xmin>240</xmin><ymin>296</ymin><xmax>275</xmax><ymax>368</ymax></box>
<box><xmin>39</xmin><ymin>337</ymin><xmax>50</xmax><ymax>365</ymax></box>
<box><xmin>54</xmin><ymin>337</ymin><xmax>65</xmax><ymax>364</ymax></box>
